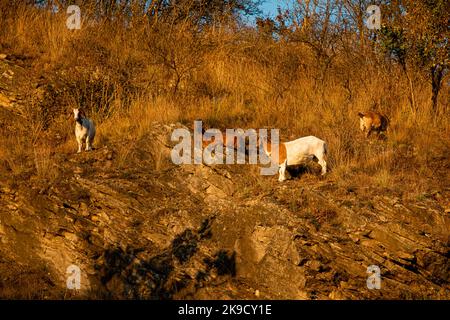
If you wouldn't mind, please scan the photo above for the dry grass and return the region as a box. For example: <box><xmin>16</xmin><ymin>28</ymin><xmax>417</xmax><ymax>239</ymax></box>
<box><xmin>33</xmin><ymin>143</ymin><xmax>59</xmax><ymax>182</ymax></box>
<box><xmin>0</xmin><ymin>3</ymin><xmax>448</xmax><ymax>197</ymax></box>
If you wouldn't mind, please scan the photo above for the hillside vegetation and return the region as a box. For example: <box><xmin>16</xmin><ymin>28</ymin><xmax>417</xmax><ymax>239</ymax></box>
<box><xmin>0</xmin><ymin>0</ymin><xmax>448</xmax><ymax>299</ymax></box>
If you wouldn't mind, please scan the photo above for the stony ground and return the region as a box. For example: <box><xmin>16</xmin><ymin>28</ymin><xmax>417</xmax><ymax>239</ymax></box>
<box><xmin>0</xmin><ymin>54</ymin><xmax>449</xmax><ymax>299</ymax></box>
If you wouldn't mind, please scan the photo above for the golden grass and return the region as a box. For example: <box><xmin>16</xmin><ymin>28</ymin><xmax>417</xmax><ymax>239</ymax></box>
<box><xmin>33</xmin><ymin>144</ymin><xmax>59</xmax><ymax>182</ymax></box>
<box><xmin>0</xmin><ymin>3</ymin><xmax>448</xmax><ymax>196</ymax></box>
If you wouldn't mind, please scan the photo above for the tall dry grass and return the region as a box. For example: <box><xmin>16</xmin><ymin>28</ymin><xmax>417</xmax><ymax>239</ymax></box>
<box><xmin>0</xmin><ymin>3</ymin><xmax>448</xmax><ymax>195</ymax></box>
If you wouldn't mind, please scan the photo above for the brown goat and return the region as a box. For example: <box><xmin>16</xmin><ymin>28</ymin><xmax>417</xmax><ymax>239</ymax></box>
<box><xmin>358</xmin><ymin>111</ymin><xmax>389</xmax><ymax>138</ymax></box>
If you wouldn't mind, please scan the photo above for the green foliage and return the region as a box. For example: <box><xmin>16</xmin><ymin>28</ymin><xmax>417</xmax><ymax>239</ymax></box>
<box><xmin>379</xmin><ymin>26</ymin><xmax>409</xmax><ymax>66</ymax></box>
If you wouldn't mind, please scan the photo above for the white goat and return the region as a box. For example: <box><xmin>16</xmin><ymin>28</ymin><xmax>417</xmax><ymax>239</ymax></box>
<box><xmin>261</xmin><ymin>136</ymin><xmax>328</xmax><ymax>182</ymax></box>
<box><xmin>73</xmin><ymin>108</ymin><xmax>96</xmax><ymax>153</ymax></box>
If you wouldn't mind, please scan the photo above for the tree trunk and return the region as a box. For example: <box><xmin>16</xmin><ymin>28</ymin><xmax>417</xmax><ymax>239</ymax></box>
<box><xmin>431</xmin><ymin>64</ymin><xmax>444</xmax><ymax>115</ymax></box>
<box><xmin>402</xmin><ymin>64</ymin><xmax>416</xmax><ymax>115</ymax></box>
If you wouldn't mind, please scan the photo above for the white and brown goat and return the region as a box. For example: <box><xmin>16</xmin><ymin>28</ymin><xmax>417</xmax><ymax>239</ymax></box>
<box><xmin>358</xmin><ymin>111</ymin><xmax>389</xmax><ymax>138</ymax></box>
<box><xmin>261</xmin><ymin>136</ymin><xmax>328</xmax><ymax>182</ymax></box>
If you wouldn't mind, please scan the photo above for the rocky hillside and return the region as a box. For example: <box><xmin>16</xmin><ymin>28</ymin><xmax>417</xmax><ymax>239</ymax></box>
<box><xmin>0</xmin><ymin>54</ymin><xmax>449</xmax><ymax>299</ymax></box>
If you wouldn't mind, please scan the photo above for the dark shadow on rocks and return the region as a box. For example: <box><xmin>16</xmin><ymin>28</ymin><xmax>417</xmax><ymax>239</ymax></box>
<box><xmin>204</xmin><ymin>250</ymin><xmax>236</xmax><ymax>277</ymax></box>
<box><xmin>93</xmin><ymin>216</ymin><xmax>235</xmax><ymax>299</ymax></box>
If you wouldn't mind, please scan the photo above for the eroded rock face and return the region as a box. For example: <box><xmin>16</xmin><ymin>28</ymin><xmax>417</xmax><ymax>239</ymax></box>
<box><xmin>234</xmin><ymin>226</ymin><xmax>307</xmax><ymax>299</ymax></box>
